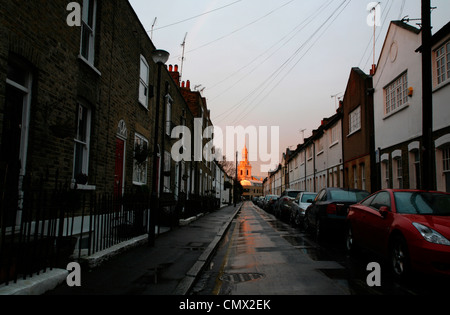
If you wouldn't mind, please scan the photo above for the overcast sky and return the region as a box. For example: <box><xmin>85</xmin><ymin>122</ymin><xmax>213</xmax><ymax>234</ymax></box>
<box><xmin>129</xmin><ymin>0</ymin><xmax>450</xmax><ymax>176</ymax></box>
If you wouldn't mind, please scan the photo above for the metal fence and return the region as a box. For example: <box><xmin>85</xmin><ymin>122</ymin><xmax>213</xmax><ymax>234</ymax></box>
<box><xmin>0</xmin><ymin>176</ymin><xmax>152</xmax><ymax>286</ymax></box>
<box><xmin>0</xmin><ymin>173</ymin><xmax>222</xmax><ymax>286</ymax></box>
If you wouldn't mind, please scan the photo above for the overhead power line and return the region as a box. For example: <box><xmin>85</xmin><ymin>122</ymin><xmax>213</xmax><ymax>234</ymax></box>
<box><xmin>149</xmin><ymin>0</ymin><xmax>242</xmax><ymax>32</ymax></box>
<box><xmin>214</xmin><ymin>0</ymin><xmax>352</xmax><ymax>125</ymax></box>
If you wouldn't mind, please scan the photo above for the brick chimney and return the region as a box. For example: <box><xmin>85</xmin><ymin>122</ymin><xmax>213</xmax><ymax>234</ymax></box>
<box><xmin>169</xmin><ymin>64</ymin><xmax>181</xmax><ymax>86</ymax></box>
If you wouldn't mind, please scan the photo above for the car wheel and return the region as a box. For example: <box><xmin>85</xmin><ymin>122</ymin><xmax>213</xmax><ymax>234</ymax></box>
<box><xmin>389</xmin><ymin>235</ymin><xmax>411</xmax><ymax>279</ymax></box>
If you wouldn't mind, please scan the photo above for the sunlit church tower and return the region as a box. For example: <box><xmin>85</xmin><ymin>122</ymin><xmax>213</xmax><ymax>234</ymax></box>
<box><xmin>237</xmin><ymin>145</ymin><xmax>263</xmax><ymax>200</ymax></box>
<box><xmin>238</xmin><ymin>145</ymin><xmax>252</xmax><ymax>181</ymax></box>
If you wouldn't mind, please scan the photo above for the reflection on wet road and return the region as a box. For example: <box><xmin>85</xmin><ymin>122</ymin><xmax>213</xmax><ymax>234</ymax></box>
<box><xmin>195</xmin><ymin>202</ymin><xmax>349</xmax><ymax>295</ymax></box>
<box><xmin>193</xmin><ymin>201</ymin><xmax>450</xmax><ymax>296</ymax></box>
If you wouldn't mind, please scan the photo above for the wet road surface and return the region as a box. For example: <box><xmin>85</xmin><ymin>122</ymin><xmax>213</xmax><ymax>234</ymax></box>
<box><xmin>193</xmin><ymin>201</ymin><xmax>450</xmax><ymax>295</ymax></box>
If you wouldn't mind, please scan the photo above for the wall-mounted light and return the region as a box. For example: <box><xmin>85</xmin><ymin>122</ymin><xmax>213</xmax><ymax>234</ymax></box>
<box><xmin>408</xmin><ymin>87</ymin><xmax>414</xmax><ymax>97</ymax></box>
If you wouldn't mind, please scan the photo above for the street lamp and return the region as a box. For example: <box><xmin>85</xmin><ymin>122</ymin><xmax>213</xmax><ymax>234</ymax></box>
<box><xmin>151</xmin><ymin>49</ymin><xmax>170</xmax><ymax>65</ymax></box>
<box><xmin>149</xmin><ymin>49</ymin><xmax>170</xmax><ymax>247</ymax></box>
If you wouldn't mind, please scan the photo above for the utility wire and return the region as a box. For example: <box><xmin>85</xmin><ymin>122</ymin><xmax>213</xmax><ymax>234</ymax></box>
<box><xmin>230</xmin><ymin>0</ymin><xmax>352</xmax><ymax>125</ymax></box>
<box><xmin>149</xmin><ymin>0</ymin><xmax>242</xmax><ymax>32</ymax></box>
<box><xmin>211</xmin><ymin>0</ymin><xmax>335</xmax><ymax>118</ymax></box>
<box><xmin>209</xmin><ymin>0</ymin><xmax>334</xmax><ymax>95</ymax></box>
<box><xmin>169</xmin><ymin>0</ymin><xmax>295</xmax><ymax>61</ymax></box>
<box><xmin>215</xmin><ymin>0</ymin><xmax>350</xmax><ymax>125</ymax></box>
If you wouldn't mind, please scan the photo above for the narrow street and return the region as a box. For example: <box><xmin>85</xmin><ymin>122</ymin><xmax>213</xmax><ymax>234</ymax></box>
<box><xmin>192</xmin><ymin>201</ymin><xmax>450</xmax><ymax>295</ymax></box>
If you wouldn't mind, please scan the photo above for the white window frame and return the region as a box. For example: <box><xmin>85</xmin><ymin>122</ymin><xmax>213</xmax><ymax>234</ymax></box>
<box><xmin>163</xmin><ymin>151</ymin><xmax>171</xmax><ymax>192</ymax></box>
<box><xmin>394</xmin><ymin>157</ymin><xmax>403</xmax><ymax>189</ymax></box>
<box><xmin>139</xmin><ymin>55</ymin><xmax>150</xmax><ymax>108</ymax></box>
<box><xmin>133</xmin><ymin>133</ymin><xmax>148</xmax><ymax>185</ymax></box>
<box><xmin>80</xmin><ymin>0</ymin><xmax>97</xmax><ymax>65</ymax></box>
<box><xmin>165</xmin><ymin>95</ymin><xmax>173</xmax><ymax>136</ymax></box>
<box><xmin>436</xmin><ymin>41</ymin><xmax>450</xmax><ymax>86</ymax></box>
<box><xmin>443</xmin><ymin>146</ymin><xmax>450</xmax><ymax>173</ymax></box>
<box><xmin>73</xmin><ymin>104</ymin><xmax>92</xmax><ymax>184</ymax></box>
<box><xmin>348</xmin><ymin>106</ymin><xmax>361</xmax><ymax>136</ymax></box>
<box><xmin>384</xmin><ymin>72</ymin><xmax>408</xmax><ymax>116</ymax></box>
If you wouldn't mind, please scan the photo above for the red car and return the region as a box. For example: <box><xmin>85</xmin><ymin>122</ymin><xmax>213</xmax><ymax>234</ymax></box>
<box><xmin>346</xmin><ymin>189</ymin><xmax>450</xmax><ymax>278</ymax></box>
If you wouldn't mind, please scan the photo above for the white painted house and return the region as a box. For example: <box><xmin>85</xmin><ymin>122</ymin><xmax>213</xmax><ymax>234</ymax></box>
<box><xmin>373</xmin><ymin>21</ymin><xmax>423</xmax><ymax>190</ymax></box>
<box><xmin>373</xmin><ymin>20</ymin><xmax>450</xmax><ymax>192</ymax></box>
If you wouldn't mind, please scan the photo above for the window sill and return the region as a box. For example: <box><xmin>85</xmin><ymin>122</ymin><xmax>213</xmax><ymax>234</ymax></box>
<box><xmin>71</xmin><ymin>183</ymin><xmax>97</xmax><ymax>191</ymax></box>
<box><xmin>329</xmin><ymin>140</ymin><xmax>339</xmax><ymax>148</ymax></box>
<box><xmin>347</xmin><ymin>128</ymin><xmax>361</xmax><ymax>138</ymax></box>
<box><xmin>78</xmin><ymin>55</ymin><xmax>102</xmax><ymax>76</ymax></box>
<box><xmin>383</xmin><ymin>103</ymin><xmax>409</xmax><ymax>120</ymax></box>
<box><xmin>433</xmin><ymin>79</ymin><xmax>450</xmax><ymax>93</ymax></box>
<box><xmin>138</xmin><ymin>100</ymin><xmax>149</xmax><ymax>111</ymax></box>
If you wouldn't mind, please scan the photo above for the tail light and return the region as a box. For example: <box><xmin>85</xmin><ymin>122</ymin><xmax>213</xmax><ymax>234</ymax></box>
<box><xmin>326</xmin><ymin>204</ymin><xmax>337</xmax><ymax>215</ymax></box>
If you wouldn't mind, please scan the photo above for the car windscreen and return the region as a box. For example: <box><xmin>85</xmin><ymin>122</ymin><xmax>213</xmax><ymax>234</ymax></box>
<box><xmin>288</xmin><ymin>191</ymin><xmax>301</xmax><ymax>198</ymax></box>
<box><xmin>394</xmin><ymin>192</ymin><xmax>450</xmax><ymax>215</ymax></box>
<box><xmin>329</xmin><ymin>190</ymin><xmax>369</xmax><ymax>202</ymax></box>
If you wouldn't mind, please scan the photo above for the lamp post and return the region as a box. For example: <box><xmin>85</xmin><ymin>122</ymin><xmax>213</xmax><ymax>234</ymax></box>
<box><xmin>149</xmin><ymin>49</ymin><xmax>170</xmax><ymax>247</ymax></box>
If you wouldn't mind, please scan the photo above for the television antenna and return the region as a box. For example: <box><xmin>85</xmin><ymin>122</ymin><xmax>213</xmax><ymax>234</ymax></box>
<box><xmin>150</xmin><ymin>17</ymin><xmax>157</xmax><ymax>40</ymax></box>
<box><xmin>180</xmin><ymin>33</ymin><xmax>188</xmax><ymax>80</ymax></box>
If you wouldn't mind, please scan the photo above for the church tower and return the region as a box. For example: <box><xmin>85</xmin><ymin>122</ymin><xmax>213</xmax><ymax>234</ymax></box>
<box><xmin>238</xmin><ymin>145</ymin><xmax>252</xmax><ymax>181</ymax></box>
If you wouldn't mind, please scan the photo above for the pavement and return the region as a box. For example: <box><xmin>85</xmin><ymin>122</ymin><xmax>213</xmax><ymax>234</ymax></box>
<box><xmin>0</xmin><ymin>203</ymin><xmax>241</xmax><ymax>295</ymax></box>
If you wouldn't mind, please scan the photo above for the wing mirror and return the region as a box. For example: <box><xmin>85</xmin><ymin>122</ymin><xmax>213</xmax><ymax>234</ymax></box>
<box><xmin>379</xmin><ymin>206</ymin><xmax>389</xmax><ymax>219</ymax></box>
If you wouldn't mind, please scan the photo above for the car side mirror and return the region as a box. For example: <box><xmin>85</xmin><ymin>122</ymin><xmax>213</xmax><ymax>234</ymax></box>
<box><xmin>379</xmin><ymin>206</ymin><xmax>389</xmax><ymax>218</ymax></box>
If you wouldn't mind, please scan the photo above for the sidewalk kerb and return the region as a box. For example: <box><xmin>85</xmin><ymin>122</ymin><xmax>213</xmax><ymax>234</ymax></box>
<box><xmin>174</xmin><ymin>203</ymin><xmax>242</xmax><ymax>295</ymax></box>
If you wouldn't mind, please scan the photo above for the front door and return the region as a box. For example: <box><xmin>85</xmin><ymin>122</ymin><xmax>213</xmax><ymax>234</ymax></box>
<box><xmin>0</xmin><ymin>85</ymin><xmax>25</xmax><ymax>225</ymax></box>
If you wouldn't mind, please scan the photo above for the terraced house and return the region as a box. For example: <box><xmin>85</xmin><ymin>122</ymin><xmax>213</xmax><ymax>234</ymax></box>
<box><xmin>0</xmin><ymin>0</ymin><xmax>223</xmax><ymax>285</ymax></box>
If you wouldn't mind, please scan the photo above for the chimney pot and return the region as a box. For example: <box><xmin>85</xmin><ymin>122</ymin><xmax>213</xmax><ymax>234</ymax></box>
<box><xmin>174</xmin><ymin>65</ymin><xmax>179</xmax><ymax>72</ymax></box>
<box><xmin>169</xmin><ymin>65</ymin><xmax>173</xmax><ymax>72</ymax></box>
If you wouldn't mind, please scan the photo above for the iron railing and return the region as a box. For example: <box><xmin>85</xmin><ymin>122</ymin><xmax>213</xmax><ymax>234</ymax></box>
<box><xmin>0</xmin><ymin>176</ymin><xmax>152</xmax><ymax>286</ymax></box>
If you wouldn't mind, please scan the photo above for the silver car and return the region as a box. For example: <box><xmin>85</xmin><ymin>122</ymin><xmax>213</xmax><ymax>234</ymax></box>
<box><xmin>290</xmin><ymin>192</ymin><xmax>317</xmax><ymax>227</ymax></box>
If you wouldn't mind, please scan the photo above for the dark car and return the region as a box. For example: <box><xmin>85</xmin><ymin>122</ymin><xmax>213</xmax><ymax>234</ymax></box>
<box><xmin>263</xmin><ymin>195</ymin><xmax>279</xmax><ymax>213</ymax></box>
<box><xmin>275</xmin><ymin>189</ymin><xmax>302</xmax><ymax>221</ymax></box>
<box><xmin>347</xmin><ymin>189</ymin><xmax>450</xmax><ymax>278</ymax></box>
<box><xmin>304</xmin><ymin>187</ymin><xmax>369</xmax><ymax>239</ymax></box>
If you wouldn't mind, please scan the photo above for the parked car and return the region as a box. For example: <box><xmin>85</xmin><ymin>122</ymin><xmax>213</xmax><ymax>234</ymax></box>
<box><xmin>289</xmin><ymin>192</ymin><xmax>317</xmax><ymax>227</ymax></box>
<box><xmin>346</xmin><ymin>189</ymin><xmax>450</xmax><ymax>278</ymax></box>
<box><xmin>275</xmin><ymin>189</ymin><xmax>302</xmax><ymax>220</ymax></box>
<box><xmin>304</xmin><ymin>187</ymin><xmax>369</xmax><ymax>239</ymax></box>
<box><xmin>263</xmin><ymin>195</ymin><xmax>279</xmax><ymax>213</ymax></box>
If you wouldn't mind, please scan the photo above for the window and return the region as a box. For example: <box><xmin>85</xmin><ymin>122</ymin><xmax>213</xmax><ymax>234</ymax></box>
<box><xmin>133</xmin><ymin>133</ymin><xmax>148</xmax><ymax>185</ymax></box>
<box><xmin>163</xmin><ymin>151</ymin><xmax>171</xmax><ymax>192</ymax></box>
<box><xmin>353</xmin><ymin>165</ymin><xmax>358</xmax><ymax>188</ymax></box>
<box><xmin>370</xmin><ymin>191</ymin><xmax>391</xmax><ymax>210</ymax></box>
<box><xmin>361</xmin><ymin>164</ymin><xmax>366</xmax><ymax>190</ymax></box>
<box><xmin>139</xmin><ymin>56</ymin><xmax>150</xmax><ymax>108</ymax></box>
<box><xmin>165</xmin><ymin>95</ymin><xmax>172</xmax><ymax>136</ymax></box>
<box><xmin>74</xmin><ymin>104</ymin><xmax>92</xmax><ymax>182</ymax></box>
<box><xmin>395</xmin><ymin>157</ymin><xmax>403</xmax><ymax>189</ymax></box>
<box><xmin>330</xmin><ymin>124</ymin><xmax>339</xmax><ymax>145</ymax></box>
<box><xmin>382</xmin><ymin>160</ymin><xmax>390</xmax><ymax>189</ymax></box>
<box><xmin>317</xmin><ymin>137</ymin><xmax>324</xmax><ymax>154</ymax></box>
<box><xmin>349</xmin><ymin>106</ymin><xmax>361</xmax><ymax>135</ymax></box>
<box><xmin>80</xmin><ymin>0</ymin><xmax>97</xmax><ymax>64</ymax></box>
<box><xmin>443</xmin><ymin>147</ymin><xmax>450</xmax><ymax>173</ymax></box>
<box><xmin>436</xmin><ymin>41</ymin><xmax>450</xmax><ymax>85</ymax></box>
<box><xmin>384</xmin><ymin>72</ymin><xmax>408</xmax><ymax>115</ymax></box>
